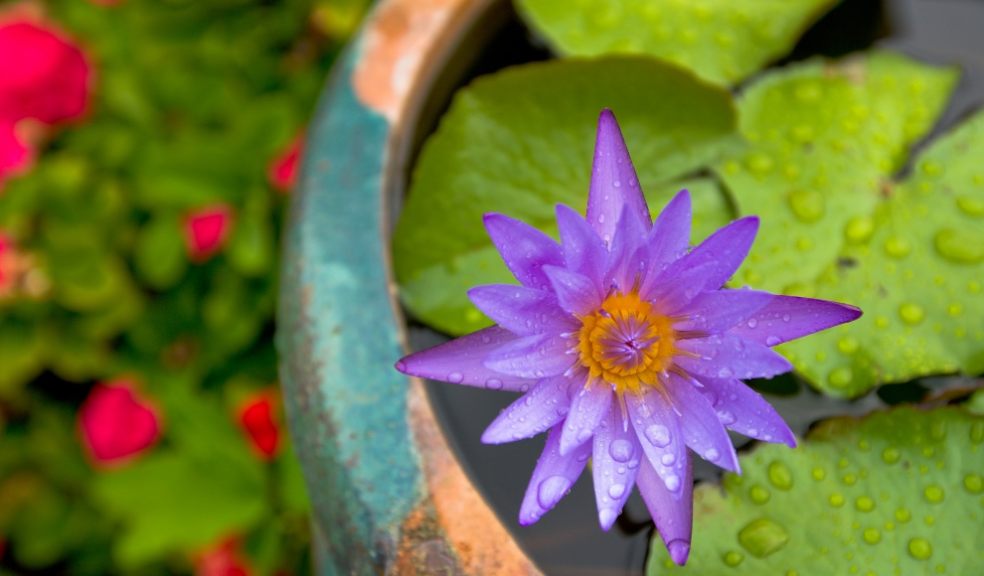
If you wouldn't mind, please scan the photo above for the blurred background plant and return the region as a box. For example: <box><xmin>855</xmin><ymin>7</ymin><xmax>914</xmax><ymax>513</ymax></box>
<box><xmin>0</xmin><ymin>0</ymin><xmax>369</xmax><ymax>573</ymax></box>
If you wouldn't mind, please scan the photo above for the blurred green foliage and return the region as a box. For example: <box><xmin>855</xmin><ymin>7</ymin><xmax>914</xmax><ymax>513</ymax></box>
<box><xmin>0</xmin><ymin>0</ymin><xmax>368</xmax><ymax>573</ymax></box>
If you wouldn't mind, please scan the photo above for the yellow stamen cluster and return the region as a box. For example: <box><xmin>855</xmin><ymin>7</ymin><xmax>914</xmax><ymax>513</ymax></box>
<box><xmin>575</xmin><ymin>291</ymin><xmax>677</xmax><ymax>395</ymax></box>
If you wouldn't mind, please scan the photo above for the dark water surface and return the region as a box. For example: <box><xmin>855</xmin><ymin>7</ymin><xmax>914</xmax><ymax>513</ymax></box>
<box><xmin>403</xmin><ymin>1</ymin><xmax>984</xmax><ymax>574</ymax></box>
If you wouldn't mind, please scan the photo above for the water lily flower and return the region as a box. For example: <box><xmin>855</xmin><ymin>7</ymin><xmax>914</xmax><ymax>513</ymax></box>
<box><xmin>395</xmin><ymin>110</ymin><xmax>861</xmax><ymax>565</ymax></box>
<box><xmin>79</xmin><ymin>379</ymin><xmax>161</xmax><ymax>466</ymax></box>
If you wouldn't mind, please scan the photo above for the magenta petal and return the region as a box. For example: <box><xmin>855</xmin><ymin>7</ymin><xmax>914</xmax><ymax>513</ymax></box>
<box><xmin>482</xmin><ymin>377</ymin><xmax>574</xmax><ymax>444</ymax></box>
<box><xmin>467</xmin><ymin>284</ymin><xmax>575</xmax><ymax>336</ymax></box>
<box><xmin>484</xmin><ymin>212</ymin><xmax>563</xmax><ymax>291</ymax></box>
<box><xmin>676</xmin><ymin>334</ymin><xmax>793</xmax><ymax>380</ymax></box>
<box><xmin>665</xmin><ymin>372</ymin><xmax>740</xmax><ymax>472</ymax></box>
<box><xmin>0</xmin><ymin>119</ymin><xmax>33</xmax><ymax>179</ymax></box>
<box><xmin>646</xmin><ymin>190</ymin><xmax>692</xmax><ymax>272</ymax></box>
<box><xmin>591</xmin><ymin>408</ymin><xmax>641</xmax><ymax>530</ymax></box>
<box><xmin>729</xmin><ymin>294</ymin><xmax>863</xmax><ymax>346</ymax></box>
<box><xmin>395</xmin><ymin>326</ymin><xmax>534</xmax><ymax>392</ymax></box>
<box><xmin>484</xmin><ymin>333</ymin><xmax>573</xmax><ymax>379</ymax></box>
<box><xmin>543</xmin><ymin>265</ymin><xmax>603</xmax><ymax>316</ymax></box>
<box><xmin>586</xmin><ymin>109</ymin><xmax>650</xmax><ymax>244</ymax></box>
<box><xmin>675</xmin><ymin>289</ymin><xmax>775</xmax><ymax>335</ymax></box>
<box><xmin>559</xmin><ymin>383</ymin><xmax>613</xmax><ymax>455</ymax></box>
<box><xmin>556</xmin><ymin>204</ymin><xmax>607</xmax><ymax>291</ymax></box>
<box><xmin>641</xmin><ymin>261</ymin><xmax>715</xmax><ymax>313</ymax></box>
<box><xmin>671</xmin><ymin>216</ymin><xmax>759</xmax><ymax>290</ymax></box>
<box><xmin>519</xmin><ymin>424</ymin><xmax>591</xmax><ymax>525</ymax></box>
<box><xmin>626</xmin><ymin>390</ymin><xmax>688</xmax><ymax>495</ymax></box>
<box><xmin>698</xmin><ymin>376</ymin><xmax>797</xmax><ymax>446</ymax></box>
<box><xmin>636</xmin><ymin>459</ymin><xmax>693</xmax><ymax>566</ymax></box>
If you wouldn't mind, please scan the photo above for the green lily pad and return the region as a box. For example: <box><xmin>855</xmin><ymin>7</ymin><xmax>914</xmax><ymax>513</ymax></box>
<box><xmin>516</xmin><ymin>0</ymin><xmax>838</xmax><ymax>85</ymax></box>
<box><xmin>647</xmin><ymin>406</ymin><xmax>984</xmax><ymax>574</ymax></box>
<box><xmin>394</xmin><ymin>58</ymin><xmax>738</xmax><ymax>335</ymax></box>
<box><xmin>715</xmin><ymin>52</ymin><xmax>981</xmax><ymax>397</ymax></box>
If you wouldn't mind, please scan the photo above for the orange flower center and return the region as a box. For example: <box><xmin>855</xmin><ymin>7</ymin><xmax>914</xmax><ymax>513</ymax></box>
<box><xmin>576</xmin><ymin>291</ymin><xmax>677</xmax><ymax>394</ymax></box>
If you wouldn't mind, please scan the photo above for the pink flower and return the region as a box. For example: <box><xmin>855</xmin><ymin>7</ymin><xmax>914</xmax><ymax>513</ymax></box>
<box><xmin>184</xmin><ymin>205</ymin><xmax>233</xmax><ymax>262</ymax></box>
<box><xmin>196</xmin><ymin>537</ymin><xmax>252</xmax><ymax>576</ymax></box>
<box><xmin>0</xmin><ymin>16</ymin><xmax>91</xmax><ymax>187</ymax></box>
<box><xmin>0</xmin><ymin>19</ymin><xmax>90</xmax><ymax>125</ymax></box>
<box><xmin>238</xmin><ymin>393</ymin><xmax>280</xmax><ymax>460</ymax></box>
<box><xmin>79</xmin><ymin>380</ymin><xmax>162</xmax><ymax>466</ymax></box>
<box><xmin>267</xmin><ymin>135</ymin><xmax>303</xmax><ymax>193</ymax></box>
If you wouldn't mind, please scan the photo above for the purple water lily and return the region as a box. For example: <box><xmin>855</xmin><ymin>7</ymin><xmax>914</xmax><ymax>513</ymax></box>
<box><xmin>396</xmin><ymin>109</ymin><xmax>861</xmax><ymax>565</ymax></box>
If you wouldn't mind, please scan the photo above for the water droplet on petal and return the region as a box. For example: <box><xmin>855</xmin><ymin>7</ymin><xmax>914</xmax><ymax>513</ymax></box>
<box><xmin>537</xmin><ymin>476</ymin><xmax>572</xmax><ymax>509</ymax></box>
<box><xmin>765</xmin><ymin>335</ymin><xmax>781</xmax><ymax>346</ymax></box>
<box><xmin>746</xmin><ymin>318</ymin><xmax>758</xmax><ymax>329</ymax></box>
<box><xmin>608</xmin><ymin>483</ymin><xmax>626</xmax><ymax>499</ymax></box>
<box><xmin>661</xmin><ymin>453</ymin><xmax>676</xmax><ymax>466</ymax></box>
<box><xmin>645</xmin><ymin>424</ymin><xmax>671</xmax><ymax>447</ymax></box>
<box><xmin>664</xmin><ymin>474</ymin><xmax>681</xmax><ymax>492</ymax></box>
<box><xmin>705</xmin><ymin>448</ymin><xmax>720</xmax><ymax>462</ymax></box>
<box><xmin>447</xmin><ymin>372</ymin><xmax>463</xmax><ymax>383</ymax></box>
<box><xmin>718</xmin><ymin>410</ymin><xmax>736</xmax><ymax>425</ymax></box>
<box><xmin>609</xmin><ymin>438</ymin><xmax>634</xmax><ymax>462</ymax></box>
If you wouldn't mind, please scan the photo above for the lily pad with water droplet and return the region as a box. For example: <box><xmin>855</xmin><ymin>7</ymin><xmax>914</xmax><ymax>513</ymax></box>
<box><xmin>515</xmin><ymin>0</ymin><xmax>838</xmax><ymax>85</ymax></box>
<box><xmin>646</xmin><ymin>405</ymin><xmax>984</xmax><ymax>574</ymax></box>
<box><xmin>717</xmin><ymin>52</ymin><xmax>984</xmax><ymax>397</ymax></box>
<box><xmin>394</xmin><ymin>58</ymin><xmax>737</xmax><ymax>335</ymax></box>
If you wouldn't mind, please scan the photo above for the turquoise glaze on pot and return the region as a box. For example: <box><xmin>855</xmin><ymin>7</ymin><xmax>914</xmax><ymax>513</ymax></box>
<box><xmin>278</xmin><ymin>0</ymin><xmax>540</xmax><ymax>573</ymax></box>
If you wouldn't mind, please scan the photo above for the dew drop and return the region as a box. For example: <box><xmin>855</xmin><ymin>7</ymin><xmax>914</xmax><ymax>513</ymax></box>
<box><xmin>749</xmin><ymin>485</ymin><xmax>771</xmax><ymax>504</ymax></box>
<box><xmin>609</xmin><ymin>438</ymin><xmax>634</xmax><ymax>462</ymax></box>
<box><xmin>717</xmin><ymin>367</ymin><xmax>734</xmax><ymax>378</ymax></box>
<box><xmin>645</xmin><ymin>424</ymin><xmax>671</xmax><ymax>447</ymax></box>
<box><xmin>661</xmin><ymin>453</ymin><xmax>676</xmax><ymax>466</ymax></box>
<box><xmin>863</xmin><ymin>528</ymin><xmax>881</xmax><ymax>545</ymax></box>
<box><xmin>971</xmin><ymin>421</ymin><xmax>984</xmax><ymax>444</ymax></box>
<box><xmin>608</xmin><ymin>483</ymin><xmax>626</xmax><ymax>499</ymax></box>
<box><xmin>811</xmin><ymin>467</ymin><xmax>826</xmax><ymax>481</ymax></box>
<box><xmin>923</xmin><ymin>484</ymin><xmax>944</xmax><ymax>503</ymax></box>
<box><xmin>705</xmin><ymin>448</ymin><xmax>720</xmax><ymax>462</ymax></box>
<box><xmin>854</xmin><ymin>496</ymin><xmax>875</xmax><ymax>512</ymax></box>
<box><xmin>837</xmin><ymin>337</ymin><xmax>859</xmax><ymax>354</ymax></box>
<box><xmin>881</xmin><ymin>447</ymin><xmax>900</xmax><ymax>464</ymax></box>
<box><xmin>828</xmin><ymin>367</ymin><xmax>853</xmax><ymax>388</ymax></box>
<box><xmin>844</xmin><ymin>216</ymin><xmax>874</xmax><ymax>244</ymax></box>
<box><xmin>447</xmin><ymin>372</ymin><xmax>464</xmax><ymax>384</ymax></box>
<box><xmin>883</xmin><ymin>236</ymin><xmax>911</xmax><ymax>258</ymax></box>
<box><xmin>956</xmin><ymin>194</ymin><xmax>984</xmax><ymax>217</ymax></box>
<box><xmin>718</xmin><ymin>410</ymin><xmax>736</xmax><ymax>425</ymax></box>
<box><xmin>738</xmin><ymin>518</ymin><xmax>789</xmax><ymax>558</ymax></box>
<box><xmin>765</xmin><ymin>335</ymin><xmax>781</xmax><ymax>346</ymax></box>
<box><xmin>933</xmin><ymin>228</ymin><xmax>984</xmax><ymax>264</ymax></box>
<box><xmin>787</xmin><ymin>189</ymin><xmax>825</xmax><ymax>222</ymax></box>
<box><xmin>895</xmin><ymin>507</ymin><xmax>911</xmax><ymax>523</ymax></box>
<box><xmin>898</xmin><ymin>303</ymin><xmax>925</xmax><ymax>325</ymax></box>
<box><xmin>664</xmin><ymin>474</ymin><xmax>681</xmax><ymax>491</ymax></box>
<box><xmin>829</xmin><ymin>493</ymin><xmax>845</xmax><ymax>507</ymax></box>
<box><xmin>963</xmin><ymin>473</ymin><xmax>982</xmax><ymax>493</ymax></box>
<box><xmin>908</xmin><ymin>537</ymin><xmax>932</xmax><ymax>560</ymax></box>
<box><xmin>767</xmin><ymin>461</ymin><xmax>793</xmax><ymax>490</ymax></box>
<box><xmin>746</xmin><ymin>318</ymin><xmax>758</xmax><ymax>329</ymax></box>
<box><xmin>537</xmin><ymin>476</ymin><xmax>571</xmax><ymax>509</ymax></box>
<box><xmin>723</xmin><ymin>550</ymin><xmax>744</xmax><ymax>567</ymax></box>
<box><xmin>746</xmin><ymin>153</ymin><xmax>774</xmax><ymax>174</ymax></box>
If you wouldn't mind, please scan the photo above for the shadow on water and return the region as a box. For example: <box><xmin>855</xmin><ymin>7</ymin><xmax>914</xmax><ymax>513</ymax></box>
<box><xmin>402</xmin><ymin>1</ymin><xmax>984</xmax><ymax>574</ymax></box>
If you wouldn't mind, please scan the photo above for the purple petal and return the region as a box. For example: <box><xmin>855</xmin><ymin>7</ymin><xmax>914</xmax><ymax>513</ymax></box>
<box><xmin>543</xmin><ymin>265</ymin><xmax>603</xmax><ymax>316</ymax></box>
<box><xmin>697</xmin><ymin>376</ymin><xmax>796</xmax><ymax>446</ymax></box>
<box><xmin>484</xmin><ymin>333</ymin><xmax>573</xmax><ymax>379</ymax></box>
<box><xmin>640</xmin><ymin>261</ymin><xmax>715</xmax><ymax>314</ymax></box>
<box><xmin>467</xmin><ymin>284</ymin><xmax>575</xmax><ymax>336</ymax></box>
<box><xmin>482</xmin><ymin>376</ymin><xmax>574</xmax><ymax>444</ymax></box>
<box><xmin>586</xmin><ymin>110</ymin><xmax>651</xmax><ymax>244</ymax></box>
<box><xmin>606</xmin><ymin>204</ymin><xmax>651</xmax><ymax>292</ymax></box>
<box><xmin>591</xmin><ymin>407</ymin><xmax>641</xmax><ymax>530</ymax></box>
<box><xmin>559</xmin><ymin>383</ymin><xmax>613</xmax><ymax>455</ymax></box>
<box><xmin>675</xmin><ymin>334</ymin><xmax>793</xmax><ymax>380</ymax></box>
<box><xmin>484</xmin><ymin>213</ymin><xmax>563</xmax><ymax>291</ymax></box>
<box><xmin>556</xmin><ymin>204</ymin><xmax>607</xmax><ymax>291</ymax></box>
<box><xmin>665</xmin><ymin>372</ymin><xmax>740</xmax><ymax>472</ymax></box>
<box><xmin>519</xmin><ymin>424</ymin><xmax>591</xmax><ymax>525</ymax></box>
<box><xmin>669</xmin><ymin>216</ymin><xmax>759</xmax><ymax>290</ymax></box>
<box><xmin>396</xmin><ymin>326</ymin><xmax>534</xmax><ymax>391</ymax></box>
<box><xmin>636</xmin><ymin>458</ymin><xmax>693</xmax><ymax>566</ymax></box>
<box><xmin>625</xmin><ymin>389</ymin><xmax>688</xmax><ymax>495</ymax></box>
<box><xmin>646</xmin><ymin>189</ymin><xmax>692</xmax><ymax>272</ymax></box>
<box><xmin>674</xmin><ymin>289</ymin><xmax>775</xmax><ymax>335</ymax></box>
<box><xmin>729</xmin><ymin>295</ymin><xmax>863</xmax><ymax>347</ymax></box>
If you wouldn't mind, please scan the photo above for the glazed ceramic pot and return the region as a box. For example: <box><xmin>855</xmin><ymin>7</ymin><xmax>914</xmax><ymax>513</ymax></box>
<box><xmin>277</xmin><ymin>0</ymin><xmax>542</xmax><ymax>573</ymax></box>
